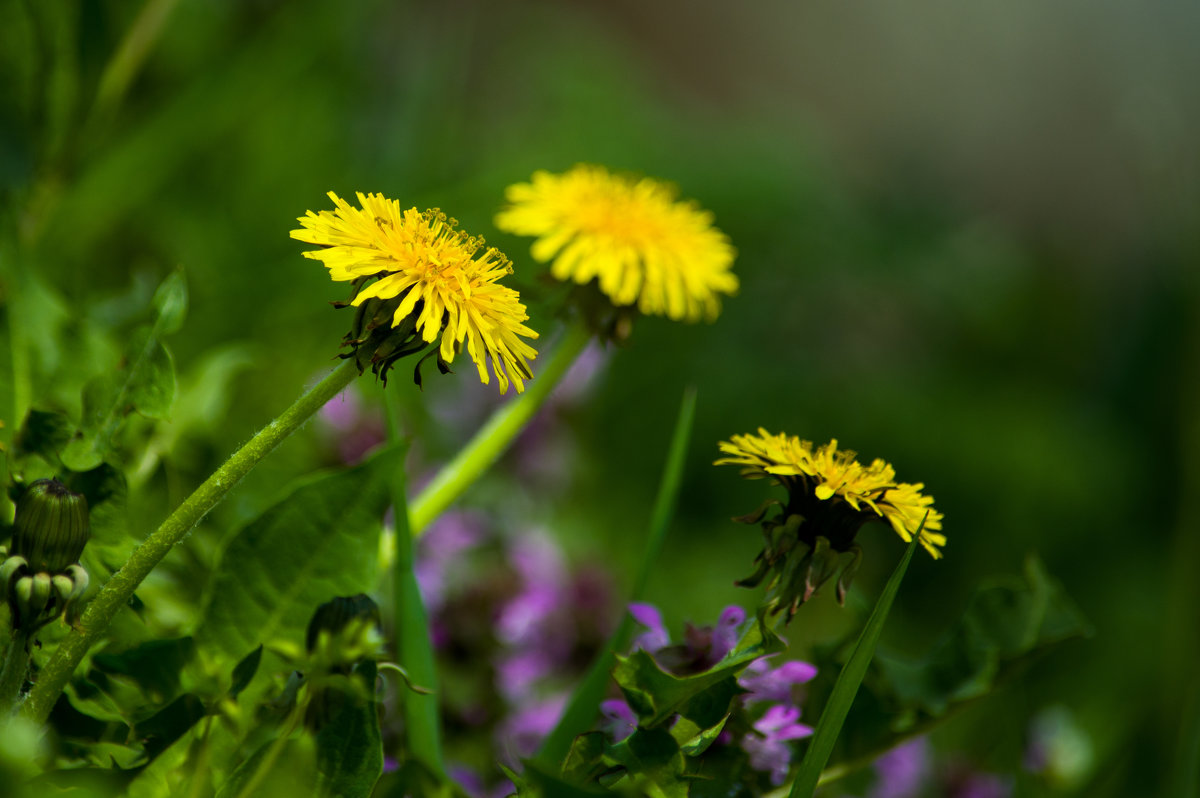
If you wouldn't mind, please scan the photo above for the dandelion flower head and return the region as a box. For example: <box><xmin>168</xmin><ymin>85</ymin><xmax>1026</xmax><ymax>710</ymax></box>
<box><xmin>292</xmin><ymin>192</ymin><xmax>538</xmax><ymax>394</ymax></box>
<box><xmin>716</xmin><ymin>429</ymin><xmax>946</xmax><ymax>558</ymax></box>
<box><xmin>494</xmin><ymin>165</ymin><xmax>737</xmax><ymax>322</ymax></box>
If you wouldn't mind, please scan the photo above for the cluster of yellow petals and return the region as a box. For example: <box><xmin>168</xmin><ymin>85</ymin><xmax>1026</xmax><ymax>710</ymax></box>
<box><xmin>715</xmin><ymin>429</ymin><xmax>946</xmax><ymax>558</ymax></box>
<box><xmin>292</xmin><ymin>192</ymin><xmax>538</xmax><ymax>394</ymax></box>
<box><xmin>494</xmin><ymin>165</ymin><xmax>738</xmax><ymax>322</ymax></box>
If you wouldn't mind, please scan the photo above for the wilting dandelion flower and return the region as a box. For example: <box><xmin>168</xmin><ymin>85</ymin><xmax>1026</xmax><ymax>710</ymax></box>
<box><xmin>495</xmin><ymin>165</ymin><xmax>737</xmax><ymax>323</ymax></box>
<box><xmin>292</xmin><ymin>192</ymin><xmax>538</xmax><ymax>393</ymax></box>
<box><xmin>716</xmin><ymin>430</ymin><xmax>944</xmax><ymax>615</ymax></box>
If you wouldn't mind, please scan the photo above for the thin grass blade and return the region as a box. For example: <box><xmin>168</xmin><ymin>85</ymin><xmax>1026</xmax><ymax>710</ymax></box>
<box><xmin>384</xmin><ymin>397</ymin><xmax>444</xmax><ymax>776</ymax></box>
<box><xmin>788</xmin><ymin>528</ymin><xmax>922</xmax><ymax>798</ymax></box>
<box><xmin>534</xmin><ymin>387</ymin><xmax>697</xmax><ymax>767</ymax></box>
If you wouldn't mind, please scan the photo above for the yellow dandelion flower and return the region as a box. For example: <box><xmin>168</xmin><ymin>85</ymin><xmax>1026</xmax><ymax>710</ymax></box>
<box><xmin>716</xmin><ymin>429</ymin><xmax>945</xmax><ymax>558</ymax></box>
<box><xmin>292</xmin><ymin>192</ymin><xmax>538</xmax><ymax>394</ymax></box>
<box><xmin>494</xmin><ymin>165</ymin><xmax>737</xmax><ymax>322</ymax></box>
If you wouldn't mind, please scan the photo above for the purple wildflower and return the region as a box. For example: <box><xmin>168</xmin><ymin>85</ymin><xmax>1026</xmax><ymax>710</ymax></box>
<box><xmin>414</xmin><ymin>511</ymin><xmax>486</xmax><ymax>612</ymax></box>
<box><xmin>495</xmin><ymin>649</ymin><xmax>558</xmax><ymax>702</ymax></box>
<box><xmin>739</xmin><ymin>657</ymin><xmax>818</xmax><ymax>707</ymax></box>
<box><xmin>628</xmin><ymin>603</ymin><xmax>671</xmax><ymax>654</ymax></box>
<box><xmin>316</xmin><ymin>385</ymin><xmax>385</xmax><ymax>464</ymax></box>
<box><xmin>600</xmin><ymin>699</ymin><xmax>638</xmax><ymax>742</ymax></box>
<box><xmin>870</xmin><ymin>737</ymin><xmax>931</xmax><ymax>798</ymax></box>
<box><xmin>741</xmin><ymin>705</ymin><xmax>814</xmax><ymax>786</ymax></box>
<box><xmin>711</xmin><ymin>605</ymin><xmax>747</xmax><ymax>661</ymax></box>
<box><xmin>448</xmin><ymin>764</ymin><xmax>514</xmax><ymax>798</ymax></box>
<box><xmin>496</xmin><ymin>694</ymin><xmax>567</xmax><ymax>766</ymax></box>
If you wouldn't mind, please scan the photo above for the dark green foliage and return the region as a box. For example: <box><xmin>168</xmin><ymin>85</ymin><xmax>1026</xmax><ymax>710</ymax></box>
<box><xmin>195</xmin><ymin>445</ymin><xmax>402</xmax><ymax>660</ymax></box>
<box><xmin>230</xmin><ymin>645</ymin><xmax>264</xmax><ymax>700</ymax></box>
<box><xmin>613</xmin><ymin>615</ymin><xmax>783</xmax><ymax>728</ymax></box>
<box><xmin>314</xmin><ymin>661</ymin><xmax>384</xmax><ymax>798</ymax></box>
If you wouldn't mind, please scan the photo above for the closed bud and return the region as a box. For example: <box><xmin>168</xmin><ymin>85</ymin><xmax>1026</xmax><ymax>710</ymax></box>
<box><xmin>305</xmin><ymin>593</ymin><xmax>381</xmax><ymax>657</ymax></box>
<box><xmin>12</xmin><ymin>479</ymin><xmax>89</xmax><ymax>573</ymax></box>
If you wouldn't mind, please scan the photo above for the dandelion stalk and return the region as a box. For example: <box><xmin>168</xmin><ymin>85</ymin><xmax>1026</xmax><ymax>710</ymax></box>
<box><xmin>0</xmin><ymin>630</ymin><xmax>31</xmax><ymax>715</ymax></box>
<box><xmin>20</xmin><ymin>358</ymin><xmax>359</xmax><ymax>726</ymax></box>
<box><xmin>409</xmin><ymin>321</ymin><xmax>592</xmax><ymax>535</ymax></box>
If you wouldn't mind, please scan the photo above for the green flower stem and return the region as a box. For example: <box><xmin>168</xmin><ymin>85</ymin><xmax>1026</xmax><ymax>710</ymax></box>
<box><xmin>0</xmin><ymin>629</ymin><xmax>31</xmax><ymax>715</ymax></box>
<box><xmin>409</xmin><ymin>320</ymin><xmax>592</xmax><ymax>535</ymax></box>
<box><xmin>21</xmin><ymin>358</ymin><xmax>359</xmax><ymax>726</ymax></box>
<box><xmin>383</xmin><ymin>396</ymin><xmax>444</xmax><ymax>776</ymax></box>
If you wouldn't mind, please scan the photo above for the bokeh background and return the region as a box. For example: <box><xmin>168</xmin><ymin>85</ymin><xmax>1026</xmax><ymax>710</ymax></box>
<box><xmin>2</xmin><ymin>1</ymin><xmax>1197</xmax><ymax>796</ymax></box>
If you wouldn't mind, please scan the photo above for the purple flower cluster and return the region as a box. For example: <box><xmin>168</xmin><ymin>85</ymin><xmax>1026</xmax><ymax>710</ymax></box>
<box><xmin>867</xmin><ymin>736</ymin><xmax>1013</xmax><ymax>798</ymax></box>
<box><xmin>615</xmin><ymin>602</ymin><xmax>818</xmax><ymax>786</ymax></box>
<box><xmin>316</xmin><ymin>383</ymin><xmax>386</xmax><ymax>464</ymax></box>
<box><xmin>412</xmin><ymin>514</ymin><xmax>614</xmax><ymax>796</ymax></box>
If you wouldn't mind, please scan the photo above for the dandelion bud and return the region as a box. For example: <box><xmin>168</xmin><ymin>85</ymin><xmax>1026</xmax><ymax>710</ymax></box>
<box><xmin>12</xmin><ymin>479</ymin><xmax>90</xmax><ymax>573</ymax></box>
<box><xmin>304</xmin><ymin>594</ymin><xmax>383</xmax><ymax>730</ymax></box>
<box><xmin>305</xmin><ymin>594</ymin><xmax>381</xmax><ymax>656</ymax></box>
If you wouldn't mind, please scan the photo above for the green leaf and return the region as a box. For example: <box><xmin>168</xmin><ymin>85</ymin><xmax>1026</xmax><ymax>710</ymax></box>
<box><xmin>518</xmin><ymin>761</ymin><xmax>619</xmax><ymax>797</ymax></box>
<box><xmin>133</xmin><ymin>692</ymin><xmax>208</xmax><ymax>761</ymax></box>
<box><xmin>92</xmin><ymin>637</ymin><xmax>195</xmax><ymax>707</ymax></box>
<box><xmin>61</xmin><ymin>463</ymin><xmax>133</xmax><ymax>575</ymax></box>
<box><xmin>123</xmin><ymin>328</ymin><xmax>176</xmax><ymax>420</ymax></box>
<box><xmin>314</xmin><ymin>661</ymin><xmax>384</xmax><ymax>798</ymax></box>
<box><xmin>60</xmin><ymin>269</ymin><xmax>186</xmax><ymax>470</ymax></box>
<box><xmin>537</xmin><ymin>388</ymin><xmax>697</xmax><ymax>766</ymax></box>
<box><xmin>614</xmin><ymin>615</ymin><xmax>784</xmax><ymax>728</ymax></box>
<box><xmin>605</xmin><ymin>727</ymin><xmax>689</xmax><ymax>798</ymax></box>
<box><xmin>230</xmin><ymin>645</ymin><xmax>264</xmax><ymax>700</ymax></box>
<box><xmin>152</xmin><ymin>268</ymin><xmax>188</xmax><ymax>336</ymax></box>
<box><xmin>788</xmin><ymin>533</ymin><xmax>920</xmax><ymax>798</ymax></box>
<box><xmin>13</xmin><ymin>408</ymin><xmax>73</xmax><ymax>464</ymax></box>
<box><xmin>871</xmin><ymin>555</ymin><xmax>1090</xmax><ymax>718</ymax></box>
<box><xmin>196</xmin><ymin>445</ymin><xmax>403</xmax><ymax>660</ymax></box>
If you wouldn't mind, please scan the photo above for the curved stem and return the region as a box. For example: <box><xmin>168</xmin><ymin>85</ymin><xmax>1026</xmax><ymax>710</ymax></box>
<box><xmin>0</xmin><ymin>630</ymin><xmax>31</xmax><ymax>716</ymax></box>
<box><xmin>409</xmin><ymin>320</ymin><xmax>593</xmax><ymax>535</ymax></box>
<box><xmin>21</xmin><ymin>359</ymin><xmax>359</xmax><ymax>725</ymax></box>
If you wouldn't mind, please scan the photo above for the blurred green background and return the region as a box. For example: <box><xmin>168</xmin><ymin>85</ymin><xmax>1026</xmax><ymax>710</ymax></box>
<box><xmin>1</xmin><ymin>1</ymin><xmax>1196</xmax><ymax>796</ymax></box>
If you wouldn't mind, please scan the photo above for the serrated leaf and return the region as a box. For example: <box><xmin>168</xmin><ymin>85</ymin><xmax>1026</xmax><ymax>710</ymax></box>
<box><xmin>614</xmin><ymin>615</ymin><xmax>785</xmax><ymax>728</ymax></box>
<box><xmin>196</xmin><ymin>445</ymin><xmax>403</xmax><ymax>660</ymax></box>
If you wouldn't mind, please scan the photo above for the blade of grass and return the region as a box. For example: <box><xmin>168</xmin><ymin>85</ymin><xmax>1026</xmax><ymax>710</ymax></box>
<box><xmin>534</xmin><ymin>387</ymin><xmax>697</xmax><ymax>767</ymax></box>
<box><xmin>383</xmin><ymin>396</ymin><xmax>443</xmax><ymax>777</ymax></box>
<box><xmin>787</xmin><ymin>525</ymin><xmax>923</xmax><ymax>798</ymax></box>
